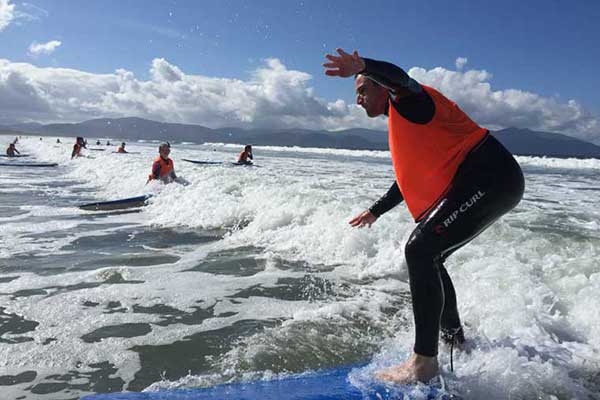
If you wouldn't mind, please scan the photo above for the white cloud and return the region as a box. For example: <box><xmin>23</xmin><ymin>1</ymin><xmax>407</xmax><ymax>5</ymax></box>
<box><xmin>15</xmin><ymin>2</ymin><xmax>49</xmax><ymax>23</ymax></box>
<box><xmin>408</xmin><ymin>65</ymin><xmax>600</xmax><ymax>143</ymax></box>
<box><xmin>0</xmin><ymin>57</ymin><xmax>598</xmax><ymax>144</ymax></box>
<box><xmin>28</xmin><ymin>40</ymin><xmax>62</xmax><ymax>56</ymax></box>
<box><xmin>0</xmin><ymin>0</ymin><xmax>15</xmax><ymax>31</ymax></box>
<box><xmin>455</xmin><ymin>57</ymin><xmax>468</xmax><ymax>70</ymax></box>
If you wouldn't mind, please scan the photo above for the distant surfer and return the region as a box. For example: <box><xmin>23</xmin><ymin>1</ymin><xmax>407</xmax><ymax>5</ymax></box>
<box><xmin>324</xmin><ymin>48</ymin><xmax>524</xmax><ymax>384</ymax></box>
<box><xmin>147</xmin><ymin>143</ymin><xmax>178</xmax><ymax>184</ymax></box>
<box><xmin>6</xmin><ymin>143</ymin><xmax>20</xmax><ymax>157</ymax></box>
<box><xmin>71</xmin><ymin>137</ymin><xmax>87</xmax><ymax>159</ymax></box>
<box><xmin>96</xmin><ymin>140</ymin><xmax>101</xmax><ymax>145</ymax></box>
<box><xmin>56</xmin><ymin>138</ymin><xmax>61</xmax><ymax>144</ymax></box>
<box><xmin>106</xmin><ymin>140</ymin><xmax>111</xmax><ymax>146</ymax></box>
<box><xmin>236</xmin><ymin>144</ymin><xmax>253</xmax><ymax>165</ymax></box>
<box><xmin>116</xmin><ymin>142</ymin><xmax>128</xmax><ymax>153</ymax></box>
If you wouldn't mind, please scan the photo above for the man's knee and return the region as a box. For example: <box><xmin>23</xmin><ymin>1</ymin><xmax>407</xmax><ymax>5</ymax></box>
<box><xmin>404</xmin><ymin>234</ymin><xmax>436</xmax><ymax>272</ymax></box>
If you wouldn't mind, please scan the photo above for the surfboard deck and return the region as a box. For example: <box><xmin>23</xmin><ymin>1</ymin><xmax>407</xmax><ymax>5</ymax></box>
<box><xmin>0</xmin><ymin>162</ymin><xmax>58</xmax><ymax>167</ymax></box>
<box><xmin>79</xmin><ymin>195</ymin><xmax>152</xmax><ymax>211</ymax></box>
<box><xmin>81</xmin><ymin>365</ymin><xmax>453</xmax><ymax>400</ymax></box>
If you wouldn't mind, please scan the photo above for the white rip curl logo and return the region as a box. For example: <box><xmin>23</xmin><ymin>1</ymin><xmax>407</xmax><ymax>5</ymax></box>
<box><xmin>434</xmin><ymin>190</ymin><xmax>486</xmax><ymax>234</ymax></box>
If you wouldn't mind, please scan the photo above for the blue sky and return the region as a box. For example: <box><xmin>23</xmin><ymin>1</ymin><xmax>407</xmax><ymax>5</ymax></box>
<box><xmin>1</xmin><ymin>0</ymin><xmax>599</xmax><ymax>142</ymax></box>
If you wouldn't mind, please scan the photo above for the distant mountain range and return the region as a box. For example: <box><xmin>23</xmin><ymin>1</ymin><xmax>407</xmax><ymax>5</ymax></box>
<box><xmin>2</xmin><ymin>117</ymin><xmax>600</xmax><ymax>159</ymax></box>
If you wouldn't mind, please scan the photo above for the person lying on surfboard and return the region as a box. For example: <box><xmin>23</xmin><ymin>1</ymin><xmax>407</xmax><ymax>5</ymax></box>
<box><xmin>236</xmin><ymin>144</ymin><xmax>253</xmax><ymax>165</ymax></box>
<box><xmin>147</xmin><ymin>142</ymin><xmax>178</xmax><ymax>184</ymax></box>
<box><xmin>6</xmin><ymin>143</ymin><xmax>20</xmax><ymax>157</ymax></box>
<box><xmin>323</xmin><ymin>48</ymin><xmax>524</xmax><ymax>384</ymax></box>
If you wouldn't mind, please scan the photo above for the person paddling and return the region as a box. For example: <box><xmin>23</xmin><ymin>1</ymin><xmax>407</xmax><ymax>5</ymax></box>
<box><xmin>147</xmin><ymin>143</ymin><xmax>178</xmax><ymax>184</ymax></box>
<box><xmin>116</xmin><ymin>142</ymin><xmax>128</xmax><ymax>153</ymax></box>
<box><xmin>324</xmin><ymin>48</ymin><xmax>524</xmax><ymax>384</ymax></box>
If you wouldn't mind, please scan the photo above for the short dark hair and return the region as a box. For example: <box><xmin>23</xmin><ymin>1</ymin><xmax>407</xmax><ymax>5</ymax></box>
<box><xmin>159</xmin><ymin>143</ymin><xmax>170</xmax><ymax>151</ymax></box>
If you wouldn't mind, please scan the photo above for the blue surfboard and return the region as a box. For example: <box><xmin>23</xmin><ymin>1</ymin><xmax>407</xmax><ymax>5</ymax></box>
<box><xmin>81</xmin><ymin>365</ymin><xmax>453</xmax><ymax>400</ymax></box>
<box><xmin>0</xmin><ymin>154</ymin><xmax>30</xmax><ymax>157</ymax></box>
<box><xmin>79</xmin><ymin>194</ymin><xmax>152</xmax><ymax>211</ymax></box>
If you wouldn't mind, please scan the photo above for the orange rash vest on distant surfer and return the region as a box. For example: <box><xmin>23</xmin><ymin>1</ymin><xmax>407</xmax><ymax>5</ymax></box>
<box><xmin>148</xmin><ymin>156</ymin><xmax>174</xmax><ymax>180</ymax></box>
<box><xmin>388</xmin><ymin>84</ymin><xmax>487</xmax><ymax>221</ymax></box>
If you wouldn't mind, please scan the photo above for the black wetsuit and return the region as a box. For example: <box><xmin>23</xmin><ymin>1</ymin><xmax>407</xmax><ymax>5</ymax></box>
<box><xmin>363</xmin><ymin>58</ymin><xmax>525</xmax><ymax>357</ymax></box>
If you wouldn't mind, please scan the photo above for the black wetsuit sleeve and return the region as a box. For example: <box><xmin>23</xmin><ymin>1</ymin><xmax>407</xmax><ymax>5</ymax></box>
<box><xmin>361</xmin><ymin>58</ymin><xmax>422</xmax><ymax>95</ymax></box>
<box><xmin>361</xmin><ymin>58</ymin><xmax>435</xmax><ymax>124</ymax></box>
<box><xmin>369</xmin><ymin>181</ymin><xmax>404</xmax><ymax>218</ymax></box>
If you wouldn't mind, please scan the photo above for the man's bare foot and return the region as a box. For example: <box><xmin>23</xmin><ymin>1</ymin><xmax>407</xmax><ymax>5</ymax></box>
<box><xmin>375</xmin><ymin>353</ymin><xmax>439</xmax><ymax>384</ymax></box>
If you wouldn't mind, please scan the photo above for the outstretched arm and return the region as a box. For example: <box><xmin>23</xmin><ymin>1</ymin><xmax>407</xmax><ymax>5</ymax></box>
<box><xmin>323</xmin><ymin>48</ymin><xmax>421</xmax><ymax>95</ymax></box>
<box><xmin>324</xmin><ymin>48</ymin><xmax>433</xmax><ymax>123</ymax></box>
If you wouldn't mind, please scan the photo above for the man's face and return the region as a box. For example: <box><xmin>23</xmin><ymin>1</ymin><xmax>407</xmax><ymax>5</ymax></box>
<box><xmin>355</xmin><ymin>75</ymin><xmax>388</xmax><ymax>117</ymax></box>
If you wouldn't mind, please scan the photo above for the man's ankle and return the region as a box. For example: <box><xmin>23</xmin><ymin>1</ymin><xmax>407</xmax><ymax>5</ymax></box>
<box><xmin>441</xmin><ymin>326</ymin><xmax>465</xmax><ymax>345</ymax></box>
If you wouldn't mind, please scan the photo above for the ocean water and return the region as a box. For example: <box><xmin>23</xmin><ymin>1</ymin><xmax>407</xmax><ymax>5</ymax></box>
<box><xmin>1</xmin><ymin>135</ymin><xmax>599</xmax><ymax>400</ymax></box>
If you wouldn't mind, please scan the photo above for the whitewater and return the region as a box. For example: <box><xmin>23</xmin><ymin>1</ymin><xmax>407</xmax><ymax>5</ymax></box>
<box><xmin>0</xmin><ymin>134</ymin><xmax>599</xmax><ymax>399</ymax></box>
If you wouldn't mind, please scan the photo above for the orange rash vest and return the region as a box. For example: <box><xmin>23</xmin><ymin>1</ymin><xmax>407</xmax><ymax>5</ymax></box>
<box><xmin>149</xmin><ymin>156</ymin><xmax>174</xmax><ymax>180</ymax></box>
<box><xmin>388</xmin><ymin>85</ymin><xmax>488</xmax><ymax>221</ymax></box>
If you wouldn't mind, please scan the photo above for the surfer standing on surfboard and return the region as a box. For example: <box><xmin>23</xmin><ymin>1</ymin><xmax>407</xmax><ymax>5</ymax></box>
<box><xmin>147</xmin><ymin>142</ymin><xmax>178</xmax><ymax>184</ymax></box>
<box><xmin>323</xmin><ymin>48</ymin><xmax>524</xmax><ymax>384</ymax></box>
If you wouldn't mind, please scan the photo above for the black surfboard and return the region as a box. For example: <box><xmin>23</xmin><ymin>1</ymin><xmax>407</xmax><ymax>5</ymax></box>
<box><xmin>79</xmin><ymin>194</ymin><xmax>152</xmax><ymax>211</ymax></box>
<box><xmin>182</xmin><ymin>159</ymin><xmax>223</xmax><ymax>165</ymax></box>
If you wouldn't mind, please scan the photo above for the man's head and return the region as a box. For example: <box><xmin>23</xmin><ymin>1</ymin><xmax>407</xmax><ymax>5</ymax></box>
<box><xmin>159</xmin><ymin>143</ymin><xmax>170</xmax><ymax>158</ymax></box>
<box><xmin>121</xmin><ymin>142</ymin><xmax>126</xmax><ymax>147</ymax></box>
<box><xmin>244</xmin><ymin>144</ymin><xmax>252</xmax><ymax>152</ymax></box>
<box><xmin>355</xmin><ymin>75</ymin><xmax>389</xmax><ymax>117</ymax></box>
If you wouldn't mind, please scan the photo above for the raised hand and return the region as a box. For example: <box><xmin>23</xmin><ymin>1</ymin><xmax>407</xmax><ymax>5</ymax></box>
<box><xmin>323</xmin><ymin>48</ymin><xmax>366</xmax><ymax>78</ymax></box>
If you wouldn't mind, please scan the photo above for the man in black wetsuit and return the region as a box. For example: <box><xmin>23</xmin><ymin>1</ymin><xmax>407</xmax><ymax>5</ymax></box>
<box><xmin>324</xmin><ymin>48</ymin><xmax>524</xmax><ymax>384</ymax></box>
